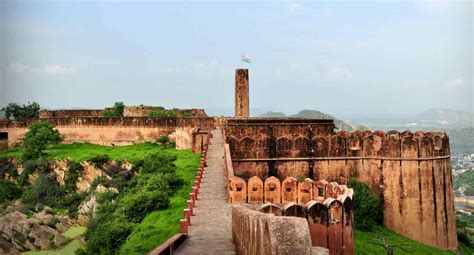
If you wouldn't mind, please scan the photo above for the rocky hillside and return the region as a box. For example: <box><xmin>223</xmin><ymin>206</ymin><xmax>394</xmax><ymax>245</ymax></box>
<box><xmin>258</xmin><ymin>109</ymin><xmax>359</xmax><ymax>131</ymax></box>
<box><xmin>417</xmin><ymin>109</ymin><xmax>474</xmax><ymax>127</ymax></box>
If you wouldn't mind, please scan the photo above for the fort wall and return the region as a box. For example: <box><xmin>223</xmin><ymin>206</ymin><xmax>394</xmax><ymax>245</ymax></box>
<box><xmin>0</xmin><ymin>117</ymin><xmax>214</xmax><ymax>149</ymax></box>
<box><xmin>225</xmin><ymin>118</ymin><xmax>457</xmax><ymax>250</ymax></box>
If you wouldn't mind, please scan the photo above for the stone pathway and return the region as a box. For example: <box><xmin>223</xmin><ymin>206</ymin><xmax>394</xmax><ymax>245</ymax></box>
<box><xmin>175</xmin><ymin>128</ymin><xmax>235</xmax><ymax>255</ymax></box>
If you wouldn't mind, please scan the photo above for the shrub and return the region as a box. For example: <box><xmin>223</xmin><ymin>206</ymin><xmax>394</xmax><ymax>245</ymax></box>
<box><xmin>85</xmin><ymin>219</ymin><xmax>135</xmax><ymax>254</ymax></box>
<box><xmin>0</xmin><ymin>156</ymin><xmax>18</xmax><ymax>178</ymax></box>
<box><xmin>156</xmin><ymin>135</ymin><xmax>170</xmax><ymax>145</ymax></box>
<box><xmin>88</xmin><ymin>154</ymin><xmax>110</xmax><ymax>169</ymax></box>
<box><xmin>22</xmin><ymin>174</ymin><xmax>62</xmax><ymax>208</ymax></box>
<box><xmin>101</xmin><ymin>102</ymin><xmax>125</xmax><ymax>117</ymax></box>
<box><xmin>348</xmin><ymin>179</ymin><xmax>383</xmax><ymax>231</ymax></box>
<box><xmin>96</xmin><ymin>190</ymin><xmax>118</xmax><ymax>204</ymax></box>
<box><xmin>22</xmin><ymin>121</ymin><xmax>61</xmax><ymax>161</ymax></box>
<box><xmin>120</xmin><ymin>190</ymin><xmax>169</xmax><ymax>223</ymax></box>
<box><xmin>58</xmin><ymin>192</ymin><xmax>86</xmax><ymax>216</ymax></box>
<box><xmin>0</xmin><ymin>179</ymin><xmax>22</xmax><ymax>203</ymax></box>
<box><xmin>134</xmin><ymin>153</ymin><xmax>177</xmax><ymax>175</ymax></box>
<box><xmin>64</xmin><ymin>161</ymin><xmax>84</xmax><ymax>193</ymax></box>
<box><xmin>148</xmin><ymin>108</ymin><xmax>177</xmax><ymax>117</ymax></box>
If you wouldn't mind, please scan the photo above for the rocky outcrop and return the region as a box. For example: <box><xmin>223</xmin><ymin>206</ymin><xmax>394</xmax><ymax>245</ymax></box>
<box><xmin>78</xmin><ymin>184</ymin><xmax>119</xmax><ymax>223</ymax></box>
<box><xmin>0</xmin><ymin>209</ymin><xmax>76</xmax><ymax>253</ymax></box>
<box><xmin>76</xmin><ymin>162</ymin><xmax>109</xmax><ymax>192</ymax></box>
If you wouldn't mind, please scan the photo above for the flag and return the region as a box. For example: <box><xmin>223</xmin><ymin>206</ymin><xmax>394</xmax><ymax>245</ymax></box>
<box><xmin>242</xmin><ymin>55</ymin><xmax>251</xmax><ymax>64</ymax></box>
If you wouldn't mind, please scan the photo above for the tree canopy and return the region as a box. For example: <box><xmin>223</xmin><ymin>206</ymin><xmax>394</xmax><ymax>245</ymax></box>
<box><xmin>2</xmin><ymin>102</ymin><xmax>40</xmax><ymax>120</ymax></box>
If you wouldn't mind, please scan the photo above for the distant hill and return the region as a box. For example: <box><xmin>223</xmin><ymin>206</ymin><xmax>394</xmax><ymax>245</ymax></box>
<box><xmin>417</xmin><ymin>109</ymin><xmax>474</xmax><ymax>126</ymax></box>
<box><xmin>259</xmin><ymin>109</ymin><xmax>357</xmax><ymax>131</ymax></box>
<box><xmin>257</xmin><ymin>111</ymin><xmax>287</xmax><ymax>118</ymax></box>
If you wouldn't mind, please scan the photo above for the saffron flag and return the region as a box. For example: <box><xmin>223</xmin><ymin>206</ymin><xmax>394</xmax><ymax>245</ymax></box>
<box><xmin>242</xmin><ymin>55</ymin><xmax>251</xmax><ymax>64</ymax></box>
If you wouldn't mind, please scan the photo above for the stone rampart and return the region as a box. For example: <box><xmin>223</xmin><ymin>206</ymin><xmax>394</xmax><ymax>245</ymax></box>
<box><xmin>0</xmin><ymin>117</ymin><xmax>214</xmax><ymax>149</ymax></box>
<box><xmin>225</xmin><ymin>119</ymin><xmax>457</xmax><ymax>250</ymax></box>
<box><xmin>39</xmin><ymin>109</ymin><xmax>103</xmax><ymax>118</ymax></box>
<box><xmin>228</xmin><ymin>177</ymin><xmax>354</xmax><ymax>255</ymax></box>
<box><xmin>232</xmin><ymin>205</ymin><xmax>312</xmax><ymax>255</ymax></box>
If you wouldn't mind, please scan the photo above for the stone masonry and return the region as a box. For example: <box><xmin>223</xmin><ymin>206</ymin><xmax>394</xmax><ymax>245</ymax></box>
<box><xmin>175</xmin><ymin>128</ymin><xmax>235</xmax><ymax>254</ymax></box>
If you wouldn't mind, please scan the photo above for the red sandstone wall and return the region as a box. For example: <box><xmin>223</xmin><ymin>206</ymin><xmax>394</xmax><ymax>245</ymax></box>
<box><xmin>225</xmin><ymin>120</ymin><xmax>457</xmax><ymax>250</ymax></box>
<box><xmin>39</xmin><ymin>109</ymin><xmax>103</xmax><ymax>118</ymax></box>
<box><xmin>0</xmin><ymin>117</ymin><xmax>214</xmax><ymax>148</ymax></box>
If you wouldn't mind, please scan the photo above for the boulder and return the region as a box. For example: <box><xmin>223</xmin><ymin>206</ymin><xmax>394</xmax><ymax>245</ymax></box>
<box><xmin>53</xmin><ymin>233</ymin><xmax>69</xmax><ymax>247</ymax></box>
<box><xmin>32</xmin><ymin>212</ymin><xmax>55</xmax><ymax>227</ymax></box>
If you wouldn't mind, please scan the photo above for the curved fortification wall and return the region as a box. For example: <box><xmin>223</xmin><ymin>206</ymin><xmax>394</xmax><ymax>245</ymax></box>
<box><xmin>225</xmin><ymin>120</ymin><xmax>457</xmax><ymax>250</ymax></box>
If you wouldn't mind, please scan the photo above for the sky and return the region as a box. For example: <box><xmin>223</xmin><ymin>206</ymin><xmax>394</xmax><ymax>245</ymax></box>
<box><xmin>0</xmin><ymin>1</ymin><xmax>472</xmax><ymax>119</ymax></box>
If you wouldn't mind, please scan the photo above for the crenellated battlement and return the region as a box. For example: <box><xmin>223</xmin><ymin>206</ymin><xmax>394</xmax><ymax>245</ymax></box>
<box><xmin>224</xmin><ymin>118</ymin><xmax>458</xmax><ymax>251</ymax></box>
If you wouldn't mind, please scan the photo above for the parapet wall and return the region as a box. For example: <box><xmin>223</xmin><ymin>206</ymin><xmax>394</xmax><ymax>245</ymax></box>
<box><xmin>228</xmin><ymin>176</ymin><xmax>354</xmax><ymax>255</ymax></box>
<box><xmin>39</xmin><ymin>109</ymin><xmax>103</xmax><ymax>118</ymax></box>
<box><xmin>225</xmin><ymin>120</ymin><xmax>457</xmax><ymax>251</ymax></box>
<box><xmin>232</xmin><ymin>205</ymin><xmax>312</xmax><ymax>255</ymax></box>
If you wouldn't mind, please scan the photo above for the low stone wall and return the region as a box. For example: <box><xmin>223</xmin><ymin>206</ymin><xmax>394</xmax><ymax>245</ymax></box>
<box><xmin>232</xmin><ymin>205</ymin><xmax>312</xmax><ymax>255</ymax></box>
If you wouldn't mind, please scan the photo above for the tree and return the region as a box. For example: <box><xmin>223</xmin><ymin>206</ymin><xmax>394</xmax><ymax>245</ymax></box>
<box><xmin>348</xmin><ymin>179</ymin><xmax>383</xmax><ymax>231</ymax></box>
<box><xmin>21</xmin><ymin>174</ymin><xmax>61</xmax><ymax>207</ymax></box>
<box><xmin>2</xmin><ymin>102</ymin><xmax>40</xmax><ymax>120</ymax></box>
<box><xmin>101</xmin><ymin>102</ymin><xmax>125</xmax><ymax>117</ymax></box>
<box><xmin>22</xmin><ymin>121</ymin><xmax>61</xmax><ymax>160</ymax></box>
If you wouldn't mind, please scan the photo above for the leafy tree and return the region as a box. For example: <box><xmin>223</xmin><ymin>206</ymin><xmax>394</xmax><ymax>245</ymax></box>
<box><xmin>2</xmin><ymin>102</ymin><xmax>40</xmax><ymax>120</ymax></box>
<box><xmin>22</xmin><ymin>121</ymin><xmax>61</xmax><ymax>160</ymax></box>
<box><xmin>348</xmin><ymin>179</ymin><xmax>383</xmax><ymax>231</ymax></box>
<box><xmin>101</xmin><ymin>102</ymin><xmax>125</xmax><ymax>117</ymax></box>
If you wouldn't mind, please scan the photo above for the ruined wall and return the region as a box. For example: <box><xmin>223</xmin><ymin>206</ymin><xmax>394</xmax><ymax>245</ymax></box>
<box><xmin>123</xmin><ymin>106</ymin><xmax>208</xmax><ymax>117</ymax></box>
<box><xmin>235</xmin><ymin>69</ymin><xmax>249</xmax><ymax>117</ymax></box>
<box><xmin>39</xmin><ymin>109</ymin><xmax>103</xmax><ymax>118</ymax></box>
<box><xmin>0</xmin><ymin>117</ymin><xmax>214</xmax><ymax>149</ymax></box>
<box><xmin>225</xmin><ymin>118</ymin><xmax>457</xmax><ymax>250</ymax></box>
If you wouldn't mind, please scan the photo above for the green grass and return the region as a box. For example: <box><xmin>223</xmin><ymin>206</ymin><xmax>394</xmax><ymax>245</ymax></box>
<box><xmin>2</xmin><ymin>142</ymin><xmax>200</xmax><ymax>254</ymax></box>
<box><xmin>119</xmin><ymin>148</ymin><xmax>200</xmax><ymax>254</ymax></box>
<box><xmin>21</xmin><ymin>240</ymin><xmax>84</xmax><ymax>255</ymax></box>
<box><xmin>0</xmin><ymin>142</ymin><xmax>172</xmax><ymax>162</ymax></box>
<box><xmin>355</xmin><ymin>226</ymin><xmax>456</xmax><ymax>255</ymax></box>
<box><xmin>62</xmin><ymin>226</ymin><xmax>87</xmax><ymax>239</ymax></box>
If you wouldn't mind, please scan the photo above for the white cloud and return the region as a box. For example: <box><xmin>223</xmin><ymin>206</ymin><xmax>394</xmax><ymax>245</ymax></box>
<box><xmin>327</xmin><ymin>66</ymin><xmax>352</xmax><ymax>81</ymax></box>
<box><xmin>7</xmin><ymin>63</ymin><xmax>75</xmax><ymax>75</ymax></box>
<box><xmin>444</xmin><ymin>77</ymin><xmax>465</xmax><ymax>88</ymax></box>
<box><xmin>288</xmin><ymin>3</ymin><xmax>302</xmax><ymax>13</ymax></box>
<box><xmin>159</xmin><ymin>67</ymin><xmax>178</xmax><ymax>74</ymax></box>
<box><xmin>192</xmin><ymin>59</ymin><xmax>218</xmax><ymax>70</ymax></box>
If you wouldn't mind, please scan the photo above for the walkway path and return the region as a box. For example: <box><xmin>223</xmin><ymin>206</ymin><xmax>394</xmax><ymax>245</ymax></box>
<box><xmin>175</xmin><ymin>128</ymin><xmax>235</xmax><ymax>255</ymax></box>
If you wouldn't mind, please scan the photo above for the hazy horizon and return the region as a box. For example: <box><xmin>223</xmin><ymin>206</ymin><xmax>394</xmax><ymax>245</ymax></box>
<box><xmin>1</xmin><ymin>1</ymin><xmax>472</xmax><ymax>119</ymax></box>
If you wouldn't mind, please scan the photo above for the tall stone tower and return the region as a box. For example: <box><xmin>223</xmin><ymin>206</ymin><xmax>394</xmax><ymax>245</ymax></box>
<box><xmin>235</xmin><ymin>69</ymin><xmax>249</xmax><ymax>117</ymax></box>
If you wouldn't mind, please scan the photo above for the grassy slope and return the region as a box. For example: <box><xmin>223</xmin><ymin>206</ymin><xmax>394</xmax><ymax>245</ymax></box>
<box><xmin>2</xmin><ymin>142</ymin><xmax>200</xmax><ymax>254</ymax></box>
<box><xmin>355</xmin><ymin>226</ymin><xmax>457</xmax><ymax>255</ymax></box>
<box><xmin>21</xmin><ymin>240</ymin><xmax>84</xmax><ymax>255</ymax></box>
<box><xmin>0</xmin><ymin>142</ymin><xmax>173</xmax><ymax>162</ymax></box>
<box><xmin>119</xmin><ymin>147</ymin><xmax>200</xmax><ymax>254</ymax></box>
<box><xmin>62</xmin><ymin>226</ymin><xmax>87</xmax><ymax>239</ymax></box>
